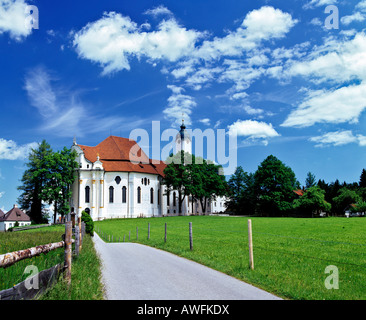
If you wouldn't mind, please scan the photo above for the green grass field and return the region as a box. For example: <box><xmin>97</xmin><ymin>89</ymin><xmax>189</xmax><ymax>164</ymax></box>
<box><xmin>0</xmin><ymin>225</ymin><xmax>104</xmax><ymax>300</ymax></box>
<box><xmin>95</xmin><ymin>216</ymin><xmax>366</xmax><ymax>300</ymax></box>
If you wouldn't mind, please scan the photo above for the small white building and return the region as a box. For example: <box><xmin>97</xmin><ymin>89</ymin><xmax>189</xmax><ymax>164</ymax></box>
<box><xmin>70</xmin><ymin>121</ymin><xmax>227</xmax><ymax>221</ymax></box>
<box><xmin>0</xmin><ymin>205</ymin><xmax>31</xmax><ymax>231</ymax></box>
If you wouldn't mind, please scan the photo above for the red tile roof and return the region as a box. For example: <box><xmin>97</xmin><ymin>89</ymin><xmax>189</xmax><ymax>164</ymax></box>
<box><xmin>78</xmin><ymin>136</ymin><xmax>166</xmax><ymax>176</ymax></box>
<box><xmin>0</xmin><ymin>205</ymin><xmax>31</xmax><ymax>222</ymax></box>
<box><xmin>293</xmin><ymin>189</ymin><xmax>304</xmax><ymax>196</ymax></box>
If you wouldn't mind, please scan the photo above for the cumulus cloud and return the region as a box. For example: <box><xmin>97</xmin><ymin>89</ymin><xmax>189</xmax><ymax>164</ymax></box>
<box><xmin>309</xmin><ymin>130</ymin><xmax>366</xmax><ymax>147</ymax></box>
<box><xmin>0</xmin><ymin>0</ymin><xmax>34</xmax><ymax>40</ymax></box>
<box><xmin>73</xmin><ymin>12</ymin><xmax>202</xmax><ymax>75</ymax></box>
<box><xmin>282</xmin><ymin>82</ymin><xmax>366</xmax><ymax>128</ymax></box>
<box><xmin>285</xmin><ymin>33</ymin><xmax>366</xmax><ymax>84</ymax></box>
<box><xmin>228</xmin><ymin>119</ymin><xmax>279</xmax><ymax>146</ymax></box>
<box><xmin>0</xmin><ymin>138</ymin><xmax>38</xmax><ymax>160</ymax></box>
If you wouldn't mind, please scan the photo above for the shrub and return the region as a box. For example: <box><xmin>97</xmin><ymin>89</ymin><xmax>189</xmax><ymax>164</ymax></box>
<box><xmin>81</xmin><ymin>211</ymin><xmax>94</xmax><ymax>236</ymax></box>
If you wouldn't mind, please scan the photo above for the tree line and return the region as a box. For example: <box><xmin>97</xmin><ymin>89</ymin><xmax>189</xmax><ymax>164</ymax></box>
<box><xmin>226</xmin><ymin>155</ymin><xmax>366</xmax><ymax>217</ymax></box>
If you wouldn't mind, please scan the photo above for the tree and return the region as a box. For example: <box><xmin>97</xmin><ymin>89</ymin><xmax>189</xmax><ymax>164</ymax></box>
<box><xmin>254</xmin><ymin>155</ymin><xmax>300</xmax><ymax>216</ymax></box>
<box><xmin>17</xmin><ymin>140</ymin><xmax>53</xmax><ymax>224</ymax></box>
<box><xmin>187</xmin><ymin>156</ymin><xmax>227</xmax><ymax>213</ymax></box>
<box><xmin>293</xmin><ymin>186</ymin><xmax>331</xmax><ymax>217</ymax></box>
<box><xmin>42</xmin><ymin>147</ymin><xmax>78</xmax><ymax>224</ymax></box>
<box><xmin>163</xmin><ymin>151</ymin><xmax>192</xmax><ymax>214</ymax></box>
<box><xmin>18</xmin><ymin>141</ymin><xmax>77</xmax><ymax>224</ymax></box>
<box><xmin>305</xmin><ymin>172</ymin><xmax>316</xmax><ymax>189</ymax></box>
<box><xmin>332</xmin><ymin>187</ymin><xmax>361</xmax><ymax>215</ymax></box>
<box><xmin>226</xmin><ymin>166</ymin><xmax>256</xmax><ymax>215</ymax></box>
<box><xmin>359</xmin><ymin>169</ymin><xmax>366</xmax><ymax>188</ymax></box>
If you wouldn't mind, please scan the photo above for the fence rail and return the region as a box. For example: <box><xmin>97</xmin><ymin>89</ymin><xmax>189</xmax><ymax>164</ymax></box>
<box><xmin>0</xmin><ymin>220</ymin><xmax>85</xmax><ymax>300</ymax></box>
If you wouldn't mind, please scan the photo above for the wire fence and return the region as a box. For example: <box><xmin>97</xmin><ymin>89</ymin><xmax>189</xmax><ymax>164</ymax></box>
<box><xmin>96</xmin><ymin>219</ymin><xmax>366</xmax><ymax>271</ymax></box>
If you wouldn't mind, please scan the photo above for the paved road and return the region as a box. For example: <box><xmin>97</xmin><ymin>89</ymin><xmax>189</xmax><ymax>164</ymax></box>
<box><xmin>93</xmin><ymin>233</ymin><xmax>281</xmax><ymax>300</ymax></box>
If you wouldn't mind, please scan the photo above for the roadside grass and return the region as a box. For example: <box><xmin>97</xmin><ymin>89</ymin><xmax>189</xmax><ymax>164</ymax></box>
<box><xmin>0</xmin><ymin>225</ymin><xmax>104</xmax><ymax>300</ymax></box>
<box><xmin>95</xmin><ymin>216</ymin><xmax>366</xmax><ymax>300</ymax></box>
<box><xmin>40</xmin><ymin>233</ymin><xmax>105</xmax><ymax>300</ymax></box>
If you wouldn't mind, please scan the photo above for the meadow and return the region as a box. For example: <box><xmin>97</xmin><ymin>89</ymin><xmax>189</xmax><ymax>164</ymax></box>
<box><xmin>95</xmin><ymin>215</ymin><xmax>366</xmax><ymax>300</ymax></box>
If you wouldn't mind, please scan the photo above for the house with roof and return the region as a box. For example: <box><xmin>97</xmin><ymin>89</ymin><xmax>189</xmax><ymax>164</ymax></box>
<box><xmin>0</xmin><ymin>204</ymin><xmax>31</xmax><ymax>231</ymax></box>
<box><xmin>70</xmin><ymin>121</ymin><xmax>226</xmax><ymax>221</ymax></box>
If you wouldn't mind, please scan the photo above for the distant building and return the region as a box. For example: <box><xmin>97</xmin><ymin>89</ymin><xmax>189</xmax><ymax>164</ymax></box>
<box><xmin>0</xmin><ymin>204</ymin><xmax>31</xmax><ymax>231</ymax></box>
<box><xmin>71</xmin><ymin>121</ymin><xmax>226</xmax><ymax>220</ymax></box>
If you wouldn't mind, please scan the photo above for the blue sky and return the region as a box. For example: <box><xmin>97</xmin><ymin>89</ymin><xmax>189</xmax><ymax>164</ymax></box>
<box><xmin>1</xmin><ymin>0</ymin><xmax>366</xmax><ymax>211</ymax></box>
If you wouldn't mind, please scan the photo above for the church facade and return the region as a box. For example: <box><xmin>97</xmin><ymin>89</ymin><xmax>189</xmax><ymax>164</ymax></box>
<box><xmin>70</xmin><ymin>122</ymin><xmax>227</xmax><ymax>221</ymax></box>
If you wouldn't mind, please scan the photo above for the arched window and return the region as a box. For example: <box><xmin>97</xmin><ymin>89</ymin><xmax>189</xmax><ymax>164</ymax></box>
<box><xmin>85</xmin><ymin>186</ymin><xmax>90</xmax><ymax>203</ymax></box>
<box><xmin>173</xmin><ymin>192</ymin><xmax>176</xmax><ymax>207</ymax></box>
<box><xmin>109</xmin><ymin>186</ymin><xmax>114</xmax><ymax>203</ymax></box>
<box><xmin>167</xmin><ymin>191</ymin><xmax>170</xmax><ymax>206</ymax></box>
<box><xmin>122</xmin><ymin>186</ymin><xmax>127</xmax><ymax>203</ymax></box>
<box><xmin>137</xmin><ymin>187</ymin><xmax>141</xmax><ymax>204</ymax></box>
<box><xmin>115</xmin><ymin>176</ymin><xmax>121</xmax><ymax>185</ymax></box>
<box><xmin>157</xmin><ymin>189</ymin><xmax>160</xmax><ymax>206</ymax></box>
<box><xmin>144</xmin><ymin>178</ymin><xmax>147</xmax><ymax>186</ymax></box>
<box><xmin>150</xmin><ymin>188</ymin><xmax>154</xmax><ymax>204</ymax></box>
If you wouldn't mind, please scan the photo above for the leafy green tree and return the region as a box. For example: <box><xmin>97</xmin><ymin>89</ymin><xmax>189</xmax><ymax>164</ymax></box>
<box><xmin>42</xmin><ymin>147</ymin><xmax>78</xmax><ymax>223</ymax></box>
<box><xmin>254</xmin><ymin>155</ymin><xmax>300</xmax><ymax>216</ymax></box>
<box><xmin>226</xmin><ymin>166</ymin><xmax>256</xmax><ymax>215</ymax></box>
<box><xmin>17</xmin><ymin>140</ymin><xmax>53</xmax><ymax>224</ymax></box>
<box><xmin>332</xmin><ymin>187</ymin><xmax>361</xmax><ymax>215</ymax></box>
<box><xmin>163</xmin><ymin>151</ymin><xmax>192</xmax><ymax>214</ymax></box>
<box><xmin>187</xmin><ymin>156</ymin><xmax>227</xmax><ymax>213</ymax></box>
<box><xmin>305</xmin><ymin>172</ymin><xmax>316</xmax><ymax>189</ymax></box>
<box><xmin>293</xmin><ymin>186</ymin><xmax>331</xmax><ymax>217</ymax></box>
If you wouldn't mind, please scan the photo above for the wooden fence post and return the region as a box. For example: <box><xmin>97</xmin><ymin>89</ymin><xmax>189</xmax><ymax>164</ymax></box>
<box><xmin>81</xmin><ymin>222</ymin><xmax>85</xmax><ymax>247</ymax></box>
<box><xmin>189</xmin><ymin>222</ymin><xmax>193</xmax><ymax>251</ymax></box>
<box><xmin>78</xmin><ymin>217</ymin><xmax>82</xmax><ymax>252</ymax></box>
<box><xmin>148</xmin><ymin>223</ymin><xmax>150</xmax><ymax>240</ymax></box>
<box><xmin>248</xmin><ymin>219</ymin><xmax>254</xmax><ymax>270</ymax></box>
<box><xmin>164</xmin><ymin>223</ymin><xmax>167</xmax><ymax>243</ymax></box>
<box><xmin>75</xmin><ymin>224</ymin><xmax>80</xmax><ymax>256</ymax></box>
<box><xmin>64</xmin><ymin>221</ymin><xmax>72</xmax><ymax>284</ymax></box>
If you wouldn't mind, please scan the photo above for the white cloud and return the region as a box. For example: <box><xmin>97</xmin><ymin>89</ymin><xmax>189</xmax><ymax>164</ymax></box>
<box><xmin>227</xmin><ymin>119</ymin><xmax>280</xmax><ymax>145</ymax></box>
<box><xmin>0</xmin><ymin>138</ymin><xmax>38</xmax><ymax>160</ymax></box>
<box><xmin>282</xmin><ymin>82</ymin><xmax>366</xmax><ymax>128</ymax></box>
<box><xmin>243</xmin><ymin>105</ymin><xmax>264</xmax><ymax>116</ymax></box>
<box><xmin>0</xmin><ymin>0</ymin><xmax>33</xmax><ymax>41</ymax></box>
<box><xmin>195</xmin><ymin>6</ymin><xmax>297</xmax><ymax>62</ymax></box>
<box><xmin>164</xmin><ymin>85</ymin><xmax>196</xmax><ymax>126</ymax></box>
<box><xmin>143</xmin><ymin>5</ymin><xmax>173</xmax><ymax>17</ymax></box>
<box><xmin>303</xmin><ymin>0</ymin><xmax>337</xmax><ymax>10</ymax></box>
<box><xmin>199</xmin><ymin>118</ymin><xmax>210</xmax><ymax>126</ymax></box>
<box><xmin>309</xmin><ymin>130</ymin><xmax>366</xmax><ymax>147</ymax></box>
<box><xmin>24</xmin><ymin>66</ymin><xmax>145</xmax><ymax>137</ymax></box>
<box><xmin>73</xmin><ymin>12</ymin><xmax>202</xmax><ymax>75</ymax></box>
<box><xmin>341</xmin><ymin>12</ymin><xmax>365</xmax><ymax>26</ymax></box>
<box><xmin>285</xmin><ymin>32</ymin><xmax>366</xmax><ymax>84</ymax></box>
<box><xmin>357</xmin><ymin>0</ymin><xmax>366</xmax><ymax>11</ymax></box>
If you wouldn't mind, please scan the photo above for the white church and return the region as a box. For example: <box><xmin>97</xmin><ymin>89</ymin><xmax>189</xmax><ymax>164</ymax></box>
<box><xmin>70</xmin><ymin>121</ymin><xmax>227</xmax><ymax>221</ymax></box>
